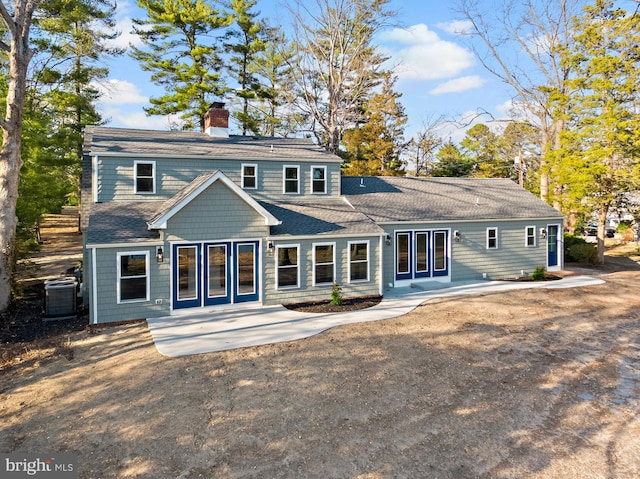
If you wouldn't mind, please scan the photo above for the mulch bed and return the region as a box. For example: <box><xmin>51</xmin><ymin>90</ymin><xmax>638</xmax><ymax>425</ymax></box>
<box><xmin>0</xmin><ymin>284</ymin><xmax>88</xmax><ymax>370</ymax></box>
<box><xmin>284</xmin><ymin>295</ymin><xmax>382</xmax><ymax>313</ymax></box>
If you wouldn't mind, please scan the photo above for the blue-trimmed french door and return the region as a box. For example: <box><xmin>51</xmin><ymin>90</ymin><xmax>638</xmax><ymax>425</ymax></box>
<box><xmin>547</xmin><ymin>225</ymin><xmax>559</xmax><ymax>268</ymax></box>
<box><xmin>395</xmin><ymin>230</ymin><xmax>449</xmax><ymax>281</ymax></box>
<box><xmin>173</xmin><ymin>241</ymin><xmax>259</xmax><ymax>310</ymax></box>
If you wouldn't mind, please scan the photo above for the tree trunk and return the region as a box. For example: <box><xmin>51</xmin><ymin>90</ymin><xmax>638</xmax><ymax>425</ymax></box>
<box><xmin>539</xmin><ymin>117</ymin><xmax>550</xmax><ymax>202</ymax></box>
<box><xmin>596</xmin><ymin>205</ymin><xmax>608</xmax><ymax>265</ymax></box>
<box><xmin>0</xmin><ymin>0</ymin><xmax>39</xmax><ymax>311</ymax></box>
<box><xmin>0</xmin><ymin>40</ymin><xmax>28</xmax><ymax>310</ymax></box>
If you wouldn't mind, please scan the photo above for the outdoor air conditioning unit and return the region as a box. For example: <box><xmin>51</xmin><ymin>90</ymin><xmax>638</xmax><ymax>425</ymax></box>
<box><xmin>44</xmin><ymin>277</ymin><xmax>78</xmax><ymax>318</ymax></box>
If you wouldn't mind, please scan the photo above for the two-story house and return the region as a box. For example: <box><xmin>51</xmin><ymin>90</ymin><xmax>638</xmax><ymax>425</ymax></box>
<box><xmin>81</xmin><ymin>103</ymin><xmax>564</xmax><ymax>325</ymax></box>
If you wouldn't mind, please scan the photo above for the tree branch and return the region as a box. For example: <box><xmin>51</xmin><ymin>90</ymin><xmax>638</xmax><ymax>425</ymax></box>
<box><xmin>0</xmin><ymin>39</ymin><xmax>9</xmax><ymax>52</ymax></box>
<box><xmin>0</xmin><ymin>1</ymin><xmax>16</xmax><ymax>38</ymax></box>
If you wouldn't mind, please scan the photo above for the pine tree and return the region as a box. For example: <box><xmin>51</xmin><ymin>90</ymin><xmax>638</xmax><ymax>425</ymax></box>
<box><xmin>432</xmin><ymin>140</ymin><xmax>474</xmax><ymax>177</ymax></box>
<box><xmin>34</xmin><ymin>0</ymin><xmax>121</xmax><ymax>160</ymax></box>
<box><xmin>225</xmin><ymin>0</ymin><xmax>266</xmax><ymax>135</ymax></box>
<box><xmin>554</xmin><ymin>0</ymin><xmax>640</xmax><ymax>263</ymax></box>
<box><xmin>131</xmin><ymin>0</ymin><xmax>233</xmax><ymax>131</ymax></box>
<box><xmin>342</xmin><ymin>71</ymin><xmax>407</xmax><ymax>176</ymax></box>
<box><xmin>252</xmin><ymin>26</ymin><xmax>303</xmax><ymax>137</ymax></box>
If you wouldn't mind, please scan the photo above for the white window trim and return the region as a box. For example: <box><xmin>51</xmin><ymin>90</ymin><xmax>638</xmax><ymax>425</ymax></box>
<box><xmin>486</xmin><ymin>227</ymin><xmax>498</xmax><ymax>250</ymax></box>
<box><xmin>526</xmin><ymin>226</ymin><xmax>536</xmax><ymax>247</ymax></box>
<box><xmin>116</xmin><ymin>251</ymin><xmax>150</xmax><ymax>304</ymax></box>
<box><xmin>283</xmin><ymin>165</ymin><xmax>300</xmax><ymax>194</ymax></box>
<box><xmin>311</xmin><ymin>165</ymin><xmax>327</xmax><ymax>194</ymax></box>
<box><xmin>241</xmin><ymin>163</ymin><xmax>258</xmax><ymax>190</ymax></box>
<box><xmin>312</xmin><ymin>242</ymin><xmax>336</xmax><ymax>286</ymax></box>
<box><xmin>236</xmin><ymin>242</ymin><xmax>257</xmax><ymax>296</ymax></box>
<box><xmin>134</xmin><ymin>160</ymin><xmax>156</xmax><ymax>194</ymax></box>
<box><xmin>348</xmin><ymin>240</ymin><xmax>370</xmax><ymax>283</ymax></box>
<box><xmin>276</xmin><ymin>244</ymin><xmax>300</xmax><ymax>289</ymax></box>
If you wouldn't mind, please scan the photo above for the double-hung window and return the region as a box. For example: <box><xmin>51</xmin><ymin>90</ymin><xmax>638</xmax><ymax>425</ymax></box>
<box><xmin>487</xmin><ymin>228</ymin><xmax>498</xmax><ymax>249</ymax></box>
<box><xmin>311</xmin><ymin>166</ymin><xmax>327</xmax><ymax>194</ymax></box>
<box><xmin>118</xmin><ymin>252</ymin><xmax>149</xmax><ymax>303</ymax></box>
<box><xmin>277</xmin><ymin>245</ymin><xmax>299</xmax><ymax>288</ymax></box>
<box><xmin>242</xmin><ymin>164</ymin><xmax>257</xmax><ymax>189</ymax></box>
<box><xmin>349</xmin><ymin>241</ymin><xmax>369</xmax><ymax>282</ymax></box>
<box><xmin>134</xmin><ymin>161</ymin><xmax>155</xmax><ymax>194</ymax></box>
<box><xmin>525</xmin><ymin>226</ymin><xmax>536</xmax><ymax>247</ymax></box>
<box><xmin>283</xmin><ymin>165</ymin><xmax>299</xmax><ymax>194</ymax></box>
<box><xmin>313</xmin><ymin>243</ymin><xmax>335</xmax><ymax>285</ymax></box>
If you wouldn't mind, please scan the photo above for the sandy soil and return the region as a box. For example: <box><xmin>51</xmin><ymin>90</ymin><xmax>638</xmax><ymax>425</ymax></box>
<box><xmin>1</xmin><ymin>214</ymin><xmax>639</xmax><ymax>478</ymax></box>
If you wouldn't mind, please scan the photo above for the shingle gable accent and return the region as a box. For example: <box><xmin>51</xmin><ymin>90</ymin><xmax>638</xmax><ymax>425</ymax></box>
<box><xmin>147</xmin><ymin>170</ymin><xmax>281</xmax><ymax>229</ymax></box>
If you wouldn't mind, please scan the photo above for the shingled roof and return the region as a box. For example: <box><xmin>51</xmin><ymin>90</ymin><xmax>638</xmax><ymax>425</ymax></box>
<box><xmin>261</xmin><ymin>200</ymin><xmax>383</xmax><ymax>237</ymax></box>
<box><xmin>84</xmin><ymin>126</ymin><xmax>340</xmax><ymax>162</ymax></box>
<box><xmin>86</xmin><ymin>201</ymin><xmax>162</xmax><ymax>245</ymax></box>
<box><xmin>342</xmin><ymin>176</ymin><xmax>563</xmax><ymax>223</ymax></box>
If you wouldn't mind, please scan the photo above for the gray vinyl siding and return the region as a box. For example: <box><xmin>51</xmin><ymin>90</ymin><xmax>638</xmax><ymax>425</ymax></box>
<box><xmin>263</xmin><ymin>236</ymin><xmax>382</xmax><ymax>306</ymax></box>
<box><xmin>450</xmin><ymin>220</ymin><xmax>554</xmax><ymax>280</ymax></box>
<box><xmin>95</xmin><ymin>156</ymin><xmax>342</xmax><ymax>202</ymax></box>
<box><xmin>89</xmin><ymin>246</ymin><xmax>170</xmax><ymax>324</ymax></box>
<box><xmin>163</xmin><ymin>180</ymin><xmax>269</xmax><ymax>242</ymax></box>
<box><xmin>381</xmin><ymin>219</ymin><xmax>562</xmax><ymax>286</ymax></box>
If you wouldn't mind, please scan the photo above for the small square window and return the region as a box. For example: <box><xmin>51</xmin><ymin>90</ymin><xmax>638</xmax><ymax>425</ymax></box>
<box><xmin>283</xmin><ymin>166</ymin><xmax>299</xmax><ymax>194</ymax></box>
<box><xmin>242</xmin><ymin>164</ymin><xmax>257</xmax><ymax>189</ymax></box>
<box><xmin>118</xmin><ymin>252</ymin><xmax>149</xmax><ymax>303</ymax></box>
<box><xmin>526</xmin><ymin>226</ymin><xmax>536</xmax><ymax>247</ymax></box>
<box><xmin>487</xmin><ymin>228</ymin><xmax>498</xmax><ymax>249</ymax></box>
<box><xmin>135</xmin><ymin>161</ymin><xmax>155</xmax><ymax>194</ymax></box>
<box><xmin>311</xmin><ymin>166</ymin><xmax>327</xmax><ymax>194</ymax></box>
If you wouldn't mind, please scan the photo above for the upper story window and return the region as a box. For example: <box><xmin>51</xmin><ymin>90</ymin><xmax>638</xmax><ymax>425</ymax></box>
<box><xmin>311</xmin><ymin>166</ymin><xmax>327</xmax><ymax>194</ymax></box>
<box><xmin>134</xmin><ymin>161</ymin><xmax>155</xmax><ymax>194</ymax></box>
<box><xmin>242</xmin><ymin>164</ymin><xmax>257</xmax><ymax>189</ymax></box>
<box><xmin>117</xmin><ymin>252</ymin><xmax>149</xmax><ymax>303</ymax></box>
<box><xmin>487</xmin><ymin>227</ymin><xmax>498</xmax><ymax>249</ymax></box>
<box><xmin>526</xmin><ymin>226</ymin><xmax>536</xmax><ymax>247</ymax></box>
<box><xmin>283</xmin><ymin>165</ymin><xmax>300</xmax><ymax>194</ymax></box>
<box><xmin>349</xmin><ymin>241</ymin><xmax>369</xmax><ymax>282</ymax></box>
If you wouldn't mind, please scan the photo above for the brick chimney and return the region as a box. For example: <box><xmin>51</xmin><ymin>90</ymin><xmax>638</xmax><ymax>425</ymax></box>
<box><xmin>204</xmin><ymin>102</ymin><xmax>229</xmax><ymax>138</ymax></box>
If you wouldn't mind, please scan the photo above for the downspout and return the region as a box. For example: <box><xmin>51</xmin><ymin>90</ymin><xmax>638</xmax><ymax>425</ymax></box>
<box><xmin>91</xmin><ymin>247</ymin><xmax>98</xmax><ymax>324</ymax></box>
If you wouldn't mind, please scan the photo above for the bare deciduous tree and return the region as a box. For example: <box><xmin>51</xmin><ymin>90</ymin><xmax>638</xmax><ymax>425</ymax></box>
<box><xmin>410</xmin><ymin>116</ymin><xmax>445</xmax><ymax>177</ymax></box>
<box><xmin>289</xmin><ymin>0</ymin><xmax>395</xmax><ymax>153</ymax></box>
<box><xmin>457</xmin><ymin>0</ymin><xmax>586</xmax><ymax>202</ymax></box>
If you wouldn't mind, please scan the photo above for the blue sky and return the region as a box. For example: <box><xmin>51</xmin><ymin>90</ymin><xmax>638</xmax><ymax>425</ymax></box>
<box><xmin>97</xmin><ymin>0</ymin><xmax>516</xmax><ymax>141</ymax></box>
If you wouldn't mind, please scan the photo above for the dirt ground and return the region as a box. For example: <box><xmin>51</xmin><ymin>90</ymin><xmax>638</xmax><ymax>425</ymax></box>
<box><xmin>1</xmin><ymin>214</ymin><xmax>639</xmax><ymax>478</ymax></box>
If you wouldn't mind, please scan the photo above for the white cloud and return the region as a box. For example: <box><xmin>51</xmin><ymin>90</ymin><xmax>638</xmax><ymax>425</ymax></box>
<box><xmin>429</xmin><ymin>75</ymin><xmax>487</xmax><ymax>95</ymax></box>
<box><xmin>105</xmin><ymin>16</ymin><xmax>143</xmax><ymax>50</ymax></box>
<box><xmin>94</xmin><ymin>79</ymin><xmax>148</xmax><ymax>105</ymax></box>
<box><xmin>379</xmin><ymin>24</ymin><xmax>475</xmax><ymax>81</ymax></box>
<box><xmin>495</xmin><ymin>98</ymin><xmax>537</xmax><ymax>123</ymax></box>
<box><xmin>435</xmin><ymin>20</ymin><xmax>474</xmax><ymax>35</ymax></box>
<box><xmin>100</xmin><ymin>107</ymin><xmax>178</xmax><ymax>130</ymax></box>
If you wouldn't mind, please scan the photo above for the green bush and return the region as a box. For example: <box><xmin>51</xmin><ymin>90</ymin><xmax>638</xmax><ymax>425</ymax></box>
<box><xmin>330</xmin><ymin>282</ymin><xmax>343</xmax><ymax>306</ymax></box>
<box><xmin>531</xmin><ymin>266</ymin><xmax>546</xmax><ymax>281</ymax></box>
<box><xmin>564</xmin><ymin>234</ymin><xmax>595</xmax><ymax>262</ymax></box>
<box><xmin>568</xmin><ymin>243</ymin><xmax>599</xmax><ymax>264</ymax></box>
